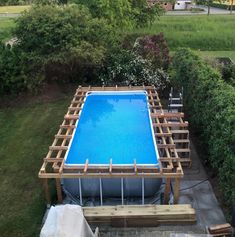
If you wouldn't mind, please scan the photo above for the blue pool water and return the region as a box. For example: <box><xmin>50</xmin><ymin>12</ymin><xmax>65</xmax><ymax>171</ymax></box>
<box><xmin>65</xmin><ymin>91</ymin><xmax>159</xmax><ymax>166</ymax></box>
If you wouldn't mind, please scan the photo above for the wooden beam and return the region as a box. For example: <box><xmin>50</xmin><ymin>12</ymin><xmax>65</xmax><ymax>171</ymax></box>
<box><xmin>68</xmin><ymin>107</ymin><xmax>82</xmax><ymax>111</ymax></box>
<box><xmin>134</xmin><ymin>159</ymin><xmax>137</xmax><ymax>173</ymax></box>
<box><xmin>44</xmin><ymin>158</ymin><xmax>64</xmax><ymax>162</ymax></box>
<box><xmin>64</xmin><ymin>115</ymin><xmax>79</xmax><ymax>120</ymax></box>
<box><xmin>83</xmin><ymin>204</ymin><xmax>196</xmax><ymax>227</ymax></box>
<box><xmin>155</xmin><ymin>132</ymin><xmax>172</xmax><ymax>137</ymax></box>
<box><xmin>153</xmin><ymin>122</ymin><xmax>188</xmax><ymax>128</ymax></box>
<box><xmin>60</xmin><ymin>125</ymin><xmax>76</xmax><ymax>129</ymax></box>
<box><xmin>163</xmin><ymin>178</ymin><xmax>171</xmax><ymax>204</ymax></box>
<box><xmin>49</xmin><ymin>146</ymin><xmax>68</xmax><ymax>151</ymax></box>
<box><xmin>84</xmin><ymin>159</ymin><xmax>89</xmax><ymax>173</ymax></box>
<box><xmin>151</xmin><ymin>112</ymin><xmax>184</xmax><ymax>118</ymax></box>
<box><xmin>42</xmin><ymin>178</ymin><xmax>51</xmax><ymax>204</ymax></box>
<box><xmin>157</xmin><ymin>144</ymin><xmax>175</xmax><ymax>149</ymax></box>
<box><xmin>55</xmin><ymin>178</ymin><xmax>63</xmax><ymax>204</ymax></box>
<box><xmin>109</xmin><ymin>159</ymin><xmax>112</xmax><ymax>173</ymax></box>
<box><xmin>55</xmin><ymin>135</ymin><xmax>72</xmax><ymax>139</ymax></box>
<box><xmin>174</xmin><ymin>178</ymin><xmax>180</xmax><ymax>204</ymax></box>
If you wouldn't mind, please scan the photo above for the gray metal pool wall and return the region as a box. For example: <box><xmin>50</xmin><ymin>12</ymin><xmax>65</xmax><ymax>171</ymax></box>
<box><xmin>62</xmin><ymin>177</ymin><xmax>162</xmax><ymax>198</ymax></box>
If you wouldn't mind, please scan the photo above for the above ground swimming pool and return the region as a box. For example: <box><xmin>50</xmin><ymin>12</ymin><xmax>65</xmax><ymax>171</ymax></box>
<box><xmin>63</xmin><ymin>91</ymin><xmax>161</xmax><ymax>200</ymax></box>
<box><xmin>65</xmin><ymin>91</ymin><xmax>159</xmax><ymax>166</ymax></box>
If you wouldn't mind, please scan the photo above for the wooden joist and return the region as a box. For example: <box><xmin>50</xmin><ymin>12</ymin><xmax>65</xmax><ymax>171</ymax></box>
<box><xmin>83</xmin><ymin>204</ymin><xmax>196</xmax><ymax>227</ymax></box>
<box><xmin>176</xmin><ymin>148</ymin><xmax>190</xmax><ymax>153</ymax></box>
<box><xmin>151</xmin><ymin>112</ymin><xmax>184</xmax><ymax>118</ymax></box>
<box><xmin>171</xmin><ymin>129</ymin><xmax>189</xmax><ymax>134</ymax></box>
<box><xmin>49</xmin><ymin>146</ymin><xmax>68</xmax><ymax>151</ymax></box>
<box><xmin>155</xmin><ymin>132</ymin><xmax>172</xmax><ymax>137</ymax></box>
<box><xmin>173</xmin><ymin>139</ymin><xmax>190</xmax><ymax>143</ymax></box>
<box><xmin>60</xmin><ymin>125</ymin><xmax>76</xmax><ymax>129</ymax></box>
<box><xmin>55</xmin><ymin>135</ymin><xmax>72</xmax><ymax>139</ymax></box>
<box><xmin>157</xmin><ymin>144</ymin><xmax>175</xmax><ymax>149</ymax></box>
<box><xmin>153</xmin><ymin>122</ymin><xmax>188</xmax><ymax>128</ymax></box>
<box><xmin>64</xmin><ymin>115</ymin><xmax>79</xmax><ymax>120</ymax></box>
<box><xmin>68</xmin><ymin>106</ymin><xmax>82</xmax><ymax>111</ymax></box>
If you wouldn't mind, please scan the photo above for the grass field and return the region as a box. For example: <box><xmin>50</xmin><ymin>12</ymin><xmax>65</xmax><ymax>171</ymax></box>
<box><xmin>0</xmin><ymin>5</ymin><xmax>30</xmax><ymax>13</ymax></box>
<box><xmin>0</xmin><ymin>95</ymin><xmax>71</xmax><ymax>236</ymax></box>
<box><xmin>131</xmin><ymin>15</ymin><xmax>235</xmax><ymax>62</ymax></box>
<box><xmin>133</xmin><ymin>15</ymin><xmax>235</xmax><ymax>51</ymax></box>
<box><xmin>0</xmin><ymin>18</ymin><xmax>15</xmax><ymax>42</ymax></box>
<box><xmin>196</xmin><ymin>50</ymin><xmax>235</xmax><ymax>62</ymax></box>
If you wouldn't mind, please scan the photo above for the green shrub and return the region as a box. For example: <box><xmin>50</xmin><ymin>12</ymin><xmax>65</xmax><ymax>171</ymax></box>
<box><xmin>171</xmin><ymin>48</ymin><xmax>235</xmax><ymax>209</ymax></box>
<box><xmin>100</xmin><ymin>49</ymin><xmax>169</xmax><ymax>89</ymax></box>
<box><xmin>0</xmin><ymin>43</ymin><xmax>45</xmax><ymax>95</ymax></box>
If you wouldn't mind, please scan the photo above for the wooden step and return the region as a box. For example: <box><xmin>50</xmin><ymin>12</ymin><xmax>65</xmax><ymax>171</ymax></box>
<box><xmin>83</xmin><ymin>204</ymin><xmax>196</xmax><ymax>227</ymax></box>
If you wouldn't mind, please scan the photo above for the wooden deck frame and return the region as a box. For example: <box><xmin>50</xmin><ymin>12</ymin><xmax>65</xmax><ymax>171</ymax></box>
<box><xmin>38</xmin><ymin>86</ymin><xmax>190</xmax><ymax>205</ymax></box>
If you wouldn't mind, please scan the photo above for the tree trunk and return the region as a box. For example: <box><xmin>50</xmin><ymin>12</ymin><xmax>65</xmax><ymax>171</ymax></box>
<box><xmin>207</xmin><ymin>2</ymin><xmax>211</xmax><ymax>15</ymax></box>
<box><xmin>230</xmin><ymin>0</ymin><xmax>234</xmax><ymax>14</ymax></box>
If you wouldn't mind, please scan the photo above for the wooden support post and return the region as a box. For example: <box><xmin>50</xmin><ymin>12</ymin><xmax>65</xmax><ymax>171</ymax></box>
<box><xmin>43</xmin><ymin>178</ymin><xmax>51</xmax><ymax>204</ymax></box>
<box><xmin>134</xmin><ymin>159</ymin><xmax>137</xmax><ymax>173</ymax></box>
<box><xmin>55</xmin><ymin>178</ymin><xmax>63</xmax><ymax>204</ymax></box>
<box><xmin>163</xmin><ymin>178</ymin><xmax>171</xmax><ymax>204</ymax></box>
<box><xmin>174</xmin><ymin>178</ymin><xmax>180</xmax><ymax>204</ymax></box>
<box><xmin>109</xmin><ymin>159</ymin><xmax>112</xmax><ymax>173</ymax></box>
<box><xmin>84</xmin><ymin>159</ymin><xmax>89</xmax><ymax>173</ymax></box>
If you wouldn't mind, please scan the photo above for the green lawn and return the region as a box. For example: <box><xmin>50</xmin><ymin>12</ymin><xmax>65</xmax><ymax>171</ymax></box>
<box><xmin>196</xmin><ymin>50</ymin><xmax>235</xmax><ymax>62</ymax></box>
<box><xmin>0</xmin><ymin>96</ymin><xmax>71</xmax><ymax>237</ymax></box>
<box><xmin>0</xmin><ymin>5</ymin><xmax>30</xmax><ymax>14</ymax></box>
<box><xmin>132</xmin><ymin>15</ymin><xmax>235</xmax><ymax>51</ymax></box>
<box><xmin>0</xmin><ymin>18</ymin><xmax>15</xmax><ymax>42</ymax></box>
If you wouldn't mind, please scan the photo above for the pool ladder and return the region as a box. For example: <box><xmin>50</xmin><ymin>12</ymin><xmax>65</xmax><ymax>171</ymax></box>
<box><xmin>168</xmin><ymin>87</ymin><xmax>183</xmax><ymax>113</ymax></box>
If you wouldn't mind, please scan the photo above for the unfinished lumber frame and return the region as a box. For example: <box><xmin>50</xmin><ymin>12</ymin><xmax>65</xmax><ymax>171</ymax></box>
<box><xmin>38</xmin><ymin>85</ymin><xmax>191</xmax><ymax>205</ymax></box>
<box><xmin>83</xmin><ymin>204</ymin><xmax>196</xmax><ymax>227</ymax></box>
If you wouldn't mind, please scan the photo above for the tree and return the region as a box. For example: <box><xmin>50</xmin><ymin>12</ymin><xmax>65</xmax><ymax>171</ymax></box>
<box><xmin>9</xmin><ymin>4</ymin><xmax>117</xmax><ymax>91</ymax></box>
<box><xmin>74</xmin><ymin>0</ymin><xmax>162</xmax><ymax>29</ymax></box>
<box><xmin>204</xmin><ymin>0</ymin><xmax>226</xmax><ymax>15</ymax></box>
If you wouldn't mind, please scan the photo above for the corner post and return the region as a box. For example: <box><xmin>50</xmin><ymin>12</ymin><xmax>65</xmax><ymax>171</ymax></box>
<box><xmin>163</xmin><ymin>178</ymin><xmax>171</xmax><ymax>204</ymax></box>
<box><xmin>55</xmin><ymin>178</ymin><xmax>63</xmax><ymax>203</ymax></box>
<box><xmin>43</xmin><ymin>178</ymin><xmax>51</xmax><ymax>204</ymax></box>
<box><xmin>174</xmin><ymin>177</ymin><xmax>180</xmax><ymax>204</ymax></box>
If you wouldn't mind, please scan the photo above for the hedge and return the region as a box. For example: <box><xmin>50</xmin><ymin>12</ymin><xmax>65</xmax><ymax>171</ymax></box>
<box><xmin>171</xmin><ymin>48</ymin><xmax>235</xmax><ymax>209</ymax></box>
<box><xmin>211</xmin><ymin>3</ymin><xmax>235</xmax><ymax>10</ymax></box>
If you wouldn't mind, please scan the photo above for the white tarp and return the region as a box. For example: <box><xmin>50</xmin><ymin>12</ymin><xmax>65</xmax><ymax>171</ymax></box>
<box><xmin>40</xmin><ymin>204</ymin><xmax>94</xmax><ymax>237</ymax></box>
